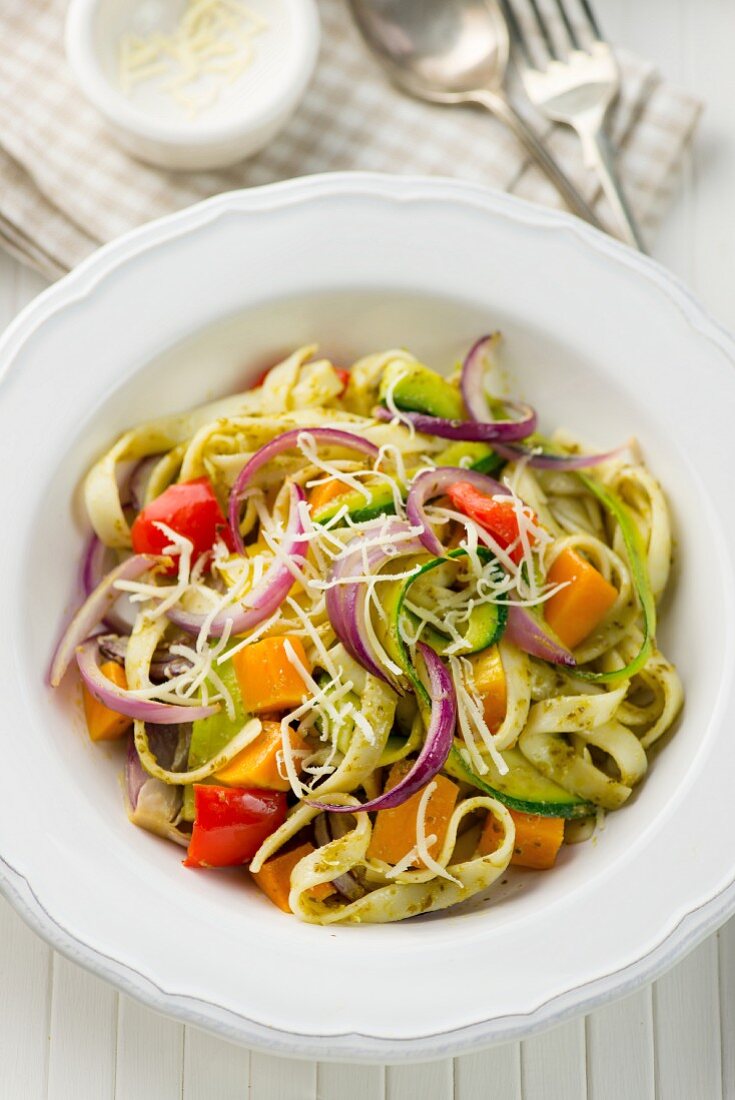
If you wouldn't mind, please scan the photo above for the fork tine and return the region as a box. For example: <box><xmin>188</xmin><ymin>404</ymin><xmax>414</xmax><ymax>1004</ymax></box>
<box><xmin>527</xmin><ymin>0</ymin><xmax>561</xmax><ymax>62</ymax></box>
<box><xmin>498</xmin><ymin>0</ymin><xmax>535</xmax><ymax>69</ymax></box>
<box><xmin>552</xmin><ymin>0</ymin><xmax>581</xmax><ymax>50</ymax></box>
<box><xmin>577</xmin><ymin>0</ymin><xmax>604</xmax><ymax>41</ymax></box>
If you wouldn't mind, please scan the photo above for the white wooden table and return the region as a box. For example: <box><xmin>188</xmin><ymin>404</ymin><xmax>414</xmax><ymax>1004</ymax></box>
<box><xmin>2</xmin><ymin>1</ymin><xmax>735</xmax><ymax>1096</ymax></box>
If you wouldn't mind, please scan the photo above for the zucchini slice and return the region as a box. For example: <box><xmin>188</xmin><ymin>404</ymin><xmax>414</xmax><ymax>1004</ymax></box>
<box><xmin>312</xmin><ymin>482</ymin><xmax>399</xmax><ymax>525</ymax></box>
<box><xmin>399</xmin><ymin>548</ymin><xmax>508</xmax><ymax>657</ymax></box>
<box><xmin>375</xmin><ymin>548</ymin><xmax>508</xmax><ymax>696</ymax></box>
<box><xmin>435</xmin><ymin>441</ymin><xmax>504</xmax><ymax>476</ymax></box>
<box><xmin>379</xmin><ymin>359</ymin><xmax>465</xmax><ymax>420</ymax></box>
<box><xmin>446</xmin><ymin>744</ymin><xmax>595</xmax><ymax>819</ymax></box>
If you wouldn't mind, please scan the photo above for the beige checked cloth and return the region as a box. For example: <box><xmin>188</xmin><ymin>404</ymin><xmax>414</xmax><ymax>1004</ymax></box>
<box><xmin>0</xmin><ymin>0</ymin><xmax>702</xmax><ymax>280</ymax></box>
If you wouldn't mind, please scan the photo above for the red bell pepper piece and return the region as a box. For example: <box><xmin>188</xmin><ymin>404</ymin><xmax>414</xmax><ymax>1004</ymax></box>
<box><xmin>335</xmin><ymin>368</ymin><xmax>351</xmax><ymax>395</ymax></box>
<box><xmin>249</xmin><ymin>364</ymin><xmax>274</xmax><ymax>389</ymax></box>
<box><xmin>185</xmin><ymin>785</ymin><xmax>287</xmax><ymax>868</ymax></box>
<box><xmin>131</xmin><ymin>477</ymin><xmax>235</xmax><ymax>573</ymax></box>
<box><xmin>447</xmin><ymin>481</ymin><xmax>537</xmax><ymax>565</ymax></box>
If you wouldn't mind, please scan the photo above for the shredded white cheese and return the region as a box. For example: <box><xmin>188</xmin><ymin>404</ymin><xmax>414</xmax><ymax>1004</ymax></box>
<box><xmin>119</xmin><ymin>0</ymin><xmax>266</xmax><ymax>118</ymax></box>
<box><xmin>451</xmin><ymin>656</ymin><xmax>510</xmax><ymax>777</ymax></box>
<box><xmin>414</xmin><ymin>781</ymin><xmax>461</xmax><ymax>885</ymax></box>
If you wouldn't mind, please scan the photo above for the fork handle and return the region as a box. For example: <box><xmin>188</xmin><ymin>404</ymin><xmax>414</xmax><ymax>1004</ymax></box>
<box><xmin>578</xmin><ymin>128</ymin><xmax>647</xmax><ymax>252</ymax></box>
<box><xmin>472</xmin><ymin>89</ymin><xmax>604</xmax><ymax>231</ymax></box>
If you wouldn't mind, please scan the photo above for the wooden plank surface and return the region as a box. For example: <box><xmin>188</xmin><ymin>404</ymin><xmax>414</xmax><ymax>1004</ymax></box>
<box><xmin>249</xmin><ymin>1054</ymin><xmax>316</xmax><ymax>1100</ymax></box>
<box><xmin>317</xmin><ymin>1063</ymin><xmax>385</xmax><ymax>1100</ymax></box>
<box><xmin>455</xmin><ymin>1044</ymin><xmax>522</xmax><ymax>1100</ymax></box>
<box><xmin>521</xmin><ymin>1020</ymin><xmax>587</xmax><ymax>1100</ymax></box>
<box><xmin>115</xmin><ymin>997</ymin><xmax>184</xmax><ymax>1100</ymax></box>
<box><xmin>182</xmin><ymin>1027</ymin><xmax>249</xmax><ymax>1099</ymax></box>
<box><xmin>47</xmin><ymin>957</ymin><xmax>117</xmax><ymax>1100</ymax></box>
<box><xmin>586</xmin><ymin>988</ymin><xmax>655</xmax><ymax>1100</ymax></box>
<box><xmin>386</xmin><ymin>1060</ymin><xmax>454</xmax><ymax>1100</ymax></box>
<box><xmin>653</xmin><ymin>938</ymin><xmax>723</xmax><ymax>1100</ymax></box>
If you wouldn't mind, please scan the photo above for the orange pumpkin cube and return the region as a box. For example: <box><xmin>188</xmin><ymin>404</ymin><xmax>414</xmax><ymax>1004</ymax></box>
<box><xmin>470</xmin><ymin>645</ymin><xmax>507</xmax><ymax>732</ymax></box>
<box><xmin>82</xmin><ymin>661</ymin><xmax>133</xmax><ymax>742</ymax></box>
<box><xmin>214</xmin><ymin>720</ymin><xmax>307</xmax><ymax>791</ymax></box>
<box><xmin>367</xmin><ymin>762</ymin><xmax>459</xmax><ymax>868</ymax></box>
<box><xmin>232</xmin><ymin>635</ymin><xmax>311</xmax><ymax>713</ymax></box>
<box><xmin>480</xmin><ymin>807</ymin><xmax>564</xmax><ymax>870</ymax></box>
<box><xmin>308</xmin><ymin>477</ymin><xmax>352</xmax><ymax>514</ymax></box>
<box><xmin>544</xmin><ymin>548</ymin><xmax>618</xmax><ymax>649</ymax></box>
<box><xmin>252</xmin><ymin>842</ymin><xmax>335</xmax><ymax>912</ymax></box>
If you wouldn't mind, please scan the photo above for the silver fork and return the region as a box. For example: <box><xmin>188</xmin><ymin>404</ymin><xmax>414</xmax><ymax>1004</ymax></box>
<box><xmin>500</xmin><ymin>0</ymin><xmax>645</xmax><ymax>250</ymax></box>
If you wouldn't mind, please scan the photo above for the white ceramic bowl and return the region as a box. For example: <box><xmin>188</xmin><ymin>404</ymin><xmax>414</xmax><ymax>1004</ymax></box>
<box><xmin>65</xmin><ymin>0</ymin><xmax>319</xmax><ymax>170</ymax></box>
<box><xmin>1</xmin><ymin>174</ymin><xmax>735</xmax><ymax>1062</ymax></box>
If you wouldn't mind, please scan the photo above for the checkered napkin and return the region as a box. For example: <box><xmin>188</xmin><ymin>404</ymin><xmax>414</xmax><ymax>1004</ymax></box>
<box><xmin>0</xmin><ymin>0</ymin><xmax>702</xmax><ymax>280</ymax></box>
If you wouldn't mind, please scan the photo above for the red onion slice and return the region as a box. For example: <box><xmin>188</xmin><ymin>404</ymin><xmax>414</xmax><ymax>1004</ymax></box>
<box><xmin>76</xmin><ymin>640</ymin><xmax>218</xmax><ymax>723</ymax></box>
<box><xmin>81</xmin><ymin>535</ymin><xmax>139</xmax><ymax>635</ymax></box>
<box><xmin>461</xmin><ymin>333</ymin><xmax>501</xmax><ymax>421</ymax></box>
<box><xmin>493</xmin><ymin>442</ymin><xmax>628</xmax><ymax>469</ymax></box>
<box><xmin>375</xmin><ymin>403</ymin><xmax>536</xmax><ymax>442</ymax></box>
<box><xmin>81</xmin><ymin>534</ymin><xmax>108</xmax><ymax>596</ymax></box>
<box><xmin>167</xmin><ymin>482</ymin><xmax>308</xmax><ymax>638</ymax></box>
<box><xmin>310</xmin><ymin>643</ymin><xmax>456</xmax><ymax>814</ymax></box>
<box><xmin>461</xmin><ymin>336</ymin><xmax>625</xmax><ymax>470</ymax></box>
<box><xmin>50</xmin><ymin>554</ymin><xmax>156</xmax><ymax>687</ymax></box>
<box><xmin>228</xmin><ymin>428</ymin><xmax>379</xmax><ymax>553</ymax></box>
<box><xmin>506</xmin><ymin>604</ymin><xmax>576</xmax><ymax>667</ymax></box>
<box><xmin>325</xmin><ymin>519</ymin><xmax>425</xmax><ymax>686</ymax></box>
<box><xmin>406</xmin><ymin>466</ymin><xmax>509</xmax><ymax>556</ymax></box>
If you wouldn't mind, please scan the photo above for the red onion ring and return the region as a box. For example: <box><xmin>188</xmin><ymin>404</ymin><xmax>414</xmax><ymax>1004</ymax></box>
<box><xmin>81</xmin><ymin>535</ymin><xmax>139</xmax><ymax>635</ymax></box>
<box><xmin>325</xmin><ymin>519</ymin><xmax>425</xmax><ymax>686</ymax></box>
<box><xmin>406</xmin><ymin>466</ymin><xmax>509</xmax><ymax>556</ymax></box>
<box><xmin>375</xmin><ymin>402</ymin><xmax>536</xmax><ymax>442</ymax></box>
<box><xmin>461</xmin><ymin>333</ymin><xmax>501</xmax><ymax>421</ymax></box>
<box><xmin>461</xmin><ymin>335</ymin><xmax>625</xmax><ymax>470</ymax></box>
<box><xmin>168</xmin><ymin>482</ymin><xmax>308</xmax><ymax>638</ymax></box>
<box><xmin>50</xmin><ymin>554</ymin><xmax>156</xmax><ymax>687</ymax></box>
<box><xmin>505</xmin><ymin>605</ymin><xmax>576</xmax><ymax>667</ymax></box>
<box><xmin>228</xmin><ymin>428</ymin><xmax>380</xmax><ymax>553</ymax></box>
<box><xmin>76</xmin><ymin>639</ymin><xmax>219</xmax><ymax>723</ymax></box>
<box><xmin>310</xmin><ymin>643</ymin><xmax>456</xmax><ymax>814</ymax></box>
<box><xmin>460</xmin><ymin>333</ymin><xmax>536</xmax><ymax>437</ymax></box>
<box><xmin>81</xmin><ymin>534</ymin><xmax>108</xmax><ymax>596</ymax></box>
<box><xmin>493</xmin><ymin>441</ymin><xmax>629</xmax><ymax>469</ymax></box>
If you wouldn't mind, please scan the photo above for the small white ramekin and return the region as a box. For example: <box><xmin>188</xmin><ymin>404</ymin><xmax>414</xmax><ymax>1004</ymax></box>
<box><xmin>65</xmin><ymin>0</ymin><xmax>320</xmax><ymax>171</ymax></box>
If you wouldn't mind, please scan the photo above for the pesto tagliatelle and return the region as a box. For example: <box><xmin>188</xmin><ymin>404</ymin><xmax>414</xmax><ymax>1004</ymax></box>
<box><xmin>50</xmin><ymin>336</ymin><xmax>683</xmax><ymax>924</ymax></box>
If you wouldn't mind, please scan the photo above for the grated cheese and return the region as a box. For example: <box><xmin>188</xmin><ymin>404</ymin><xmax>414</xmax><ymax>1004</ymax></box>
<box><xmin>385</xmin><ymin>844</ymin><xmax>421</xmax><ymax>879</ymax></box>
<box><xmin>451</xmin><ymin>656</ymin><xmax>510</xmax><ymax>777</ymax></box>
<box><xmin>296</xmin><ymin>432</ymin><xmax>372</xmax><ymax>504</ymax></box>
<box><xmin>414</xmin><ymin>782</ymin><xmax>461</xmax><ymax>885</ymax></box>
<box><xmin>381</xmin><ymin>365</ymin><xmax>417</xmax><ymax>438</ymax></box>
<box><xmin>118</xmin><ymin>0</ymin><xmax>266</xmax><ymax>118</ymax></box>
<box><xmin>115</xmin><ymin>521</ymin><xmax>194</xmax><ymax>620</ymax></box>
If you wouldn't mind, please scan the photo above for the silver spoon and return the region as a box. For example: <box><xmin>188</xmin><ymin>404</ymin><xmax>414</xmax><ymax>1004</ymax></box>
<box><xmin>348</xmin><ymin>0</ymin><xmax>604</xmax><ymax>230</ymax></box>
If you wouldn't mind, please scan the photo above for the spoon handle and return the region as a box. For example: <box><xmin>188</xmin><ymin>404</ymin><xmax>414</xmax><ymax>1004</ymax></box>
<box><xmin>472</xmin><ymin>89</ymin><xmax>604</xmax><ymax>231</ymax></box>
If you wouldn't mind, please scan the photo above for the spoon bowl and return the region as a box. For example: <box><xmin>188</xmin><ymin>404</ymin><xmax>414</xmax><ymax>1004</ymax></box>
<box><xmin>350</xmin><ymin>0</ymin><xmax>509</xmax><ymax>100</ymax></box>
